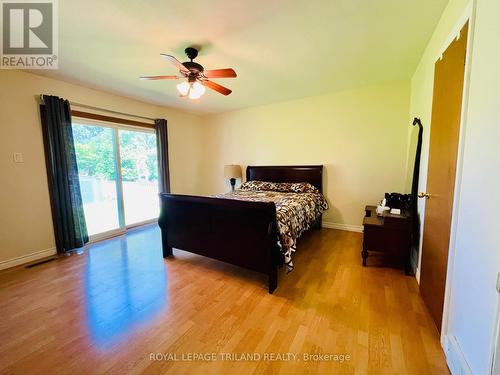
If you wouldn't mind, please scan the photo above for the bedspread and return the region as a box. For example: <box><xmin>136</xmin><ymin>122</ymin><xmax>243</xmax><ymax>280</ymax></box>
<box><xmin>215</xmin><ymin>182</ymin><xmax>328</xmax><ymax>271</ymax></box>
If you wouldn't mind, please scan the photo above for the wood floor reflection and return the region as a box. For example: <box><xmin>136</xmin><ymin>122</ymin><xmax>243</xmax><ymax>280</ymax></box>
<box><xmin>0</xmin><ymin>226</ymin><xmax>448</xmax><ymax>374</ymax></box>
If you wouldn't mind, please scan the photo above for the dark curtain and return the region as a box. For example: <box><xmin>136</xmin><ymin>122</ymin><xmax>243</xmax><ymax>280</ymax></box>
<box><xmin>40</xmin><ymin>95</ymin><xmax>89</xmax><ymax>253</ymax></box>
<box><xmin>155</xmin><ymin>119</ymin><xmax>171</xmax><ymax>193</ymax></box>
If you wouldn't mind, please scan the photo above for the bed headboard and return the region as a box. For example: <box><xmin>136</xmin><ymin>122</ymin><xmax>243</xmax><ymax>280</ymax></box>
<box><xmin>246</xmin><ymin>165</ymin><xmax>323</xmax><ymax>193</ymax></box>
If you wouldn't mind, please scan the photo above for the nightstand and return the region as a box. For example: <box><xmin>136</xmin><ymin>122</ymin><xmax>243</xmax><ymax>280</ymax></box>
<box><xmin>362</xmin><ymin>205</ymin><xmax>412</xmax><ymax>274</ymax></box>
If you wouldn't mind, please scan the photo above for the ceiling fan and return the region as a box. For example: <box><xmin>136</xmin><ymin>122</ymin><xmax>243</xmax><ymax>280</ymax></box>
<box><xmin>140</xmin><ymin>47</ymin><xmax>237</xmax><ymax>99</ymax></box>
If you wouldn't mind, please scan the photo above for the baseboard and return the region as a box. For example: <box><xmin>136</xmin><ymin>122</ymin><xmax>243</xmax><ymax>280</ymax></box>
<box><xmin>0</xmin><ymin>247</ymin><xmax>57</xmax><ymax>271</ymax></box>
<box><xmin>444</xmin><ymin>335</ymin><xmax>472</xmax><ymax>375</ymax></box>
<box><xmin>322</xmin><ymin>221</ymin><xmax>363</xmax><ymax>233</ymax></box>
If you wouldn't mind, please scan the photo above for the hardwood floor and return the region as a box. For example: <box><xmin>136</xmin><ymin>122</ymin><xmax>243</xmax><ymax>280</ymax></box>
<box><xmin>0</xmin><ymin>226</ymin><xmax>448</xmax><ymax>374</ymax></box>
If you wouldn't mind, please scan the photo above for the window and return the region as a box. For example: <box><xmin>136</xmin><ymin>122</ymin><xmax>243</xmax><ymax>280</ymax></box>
<box><xmin>72</xmin><ymin>120</ymin><xmax>159</xmax><ymax>238</ymax></box>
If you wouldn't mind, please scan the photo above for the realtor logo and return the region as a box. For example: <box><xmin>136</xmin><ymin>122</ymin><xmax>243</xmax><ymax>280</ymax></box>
<box><xmin>1</xmin><ymin>0</ymin><xmax>58</xmax><ymax>69</ymax></box>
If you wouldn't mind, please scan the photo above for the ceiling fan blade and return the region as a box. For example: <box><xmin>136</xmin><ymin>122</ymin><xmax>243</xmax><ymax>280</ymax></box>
<box><xmin>160</xmin><ymin>54</ymin><xmax>190</xmax><ymax>73</ymax></box>
<box><xmin>140</xmin><ymin>75</ymin><xmax>181</xmax><ymax>80</ymax></box>
<box><xmin>201</xmin><ymin>80</ymin><xmax>232</xmax><ymax>96</ymax></box>
<box><xmin>203</xmin><ymin>68</ymin><xmax>237</xmax><ymax>78</ymax></box>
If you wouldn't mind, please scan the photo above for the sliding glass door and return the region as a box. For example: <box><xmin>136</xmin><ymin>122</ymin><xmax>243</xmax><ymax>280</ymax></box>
<box><xmin>118</xmin><ymin>129</ymin><xmax>159</xmax><ymax>225</ymax></box>
<box><xmin>72</xmin><ymin>121</ymin><xmax>159</xmax><ymax>238</ymax></box>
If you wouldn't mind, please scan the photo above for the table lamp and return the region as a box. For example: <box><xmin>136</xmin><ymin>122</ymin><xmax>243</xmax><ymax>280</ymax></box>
<box><xmin>224</xmin><ymin>165</ymin><xmax>242</xmax><ymax>191</ymax></box>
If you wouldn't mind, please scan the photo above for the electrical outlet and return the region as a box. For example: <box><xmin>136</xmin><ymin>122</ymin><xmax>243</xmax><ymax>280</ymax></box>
<box><xmin>13</xmin><ymin>152</ymin><xmax>24</xmax><ymax>163</ymax></box>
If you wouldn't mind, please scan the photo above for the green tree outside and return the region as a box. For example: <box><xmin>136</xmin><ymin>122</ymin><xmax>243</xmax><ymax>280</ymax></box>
<box><xmin>73</xmin><ymin>124</ymin><xmax>158</xmax><ymax>182</ymax></box>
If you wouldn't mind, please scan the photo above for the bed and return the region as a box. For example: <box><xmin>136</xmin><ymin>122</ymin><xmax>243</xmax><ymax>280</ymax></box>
<box><xmin>158</xmin><ymin>165</ymin><xmax>327</xmax><ymax>293</ymax></box>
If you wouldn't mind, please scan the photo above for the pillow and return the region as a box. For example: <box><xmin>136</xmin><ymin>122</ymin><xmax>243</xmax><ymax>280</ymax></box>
<box><xmin>240</xmin><ymin>180</ymin><xmax>319</xmax><ymax>194</ymax></box>
<box><xmin>289</xmin><ymin>182</ymin><xmax>319</xmax><ymax>193</ymax></box>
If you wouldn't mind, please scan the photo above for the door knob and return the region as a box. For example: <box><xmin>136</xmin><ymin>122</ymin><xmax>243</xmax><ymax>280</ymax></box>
<box><xmin>418</xmin><ymin>192</ymin><xmax>430</xmax><ymax>199</ymax></box>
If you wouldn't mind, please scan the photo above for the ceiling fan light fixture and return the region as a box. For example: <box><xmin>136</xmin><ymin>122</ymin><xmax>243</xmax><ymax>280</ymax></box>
<box><xmin>188</xmin><ymin>91</ymin><xmax>201</xmax><ymax>100</ymax></box>
<box><xmin>190</xmin><ymin>81</ymin><xmax>205</xmax><ymax>98</ymax></box>
<box><xmin>177</xmin><ymin>80</ymin><xmax>206</xmax><ymax>99</ymax></box>
<box><xmin>176</xmin><ymin>81</ymin><xmax>190</xmax><ymax>96</ymax></box>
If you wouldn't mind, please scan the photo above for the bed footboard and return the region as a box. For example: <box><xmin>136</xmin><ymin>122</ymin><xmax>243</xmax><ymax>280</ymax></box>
<box><xmin>158</xmin><ymin>194</ymin><xmax>282</xmax><ymax>293</ymax></box>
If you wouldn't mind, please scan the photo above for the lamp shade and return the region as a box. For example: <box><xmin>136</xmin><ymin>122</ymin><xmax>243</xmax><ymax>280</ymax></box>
<box><xmin>224</xmin><ymin>165</ymin><xmax>242</xmax><ymax>179</ymax></box>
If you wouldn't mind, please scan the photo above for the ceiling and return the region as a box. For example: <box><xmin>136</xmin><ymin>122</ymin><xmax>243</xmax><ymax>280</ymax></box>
<box><xmin>34</xmin><ymin>0</ymin><xmax>448</xmax><ymax>114</ymax></box>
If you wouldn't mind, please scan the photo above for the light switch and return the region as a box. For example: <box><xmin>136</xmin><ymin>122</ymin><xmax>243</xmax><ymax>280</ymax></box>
<box><xmin>13</xmin><ymin>152</ymin><xmax>24</xmax><ymax>163</ymax></box>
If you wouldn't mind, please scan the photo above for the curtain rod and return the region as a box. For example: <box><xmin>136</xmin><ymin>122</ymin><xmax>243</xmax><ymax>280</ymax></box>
<box><xmin>39</xmin><ymin>95</ymin><xmax>156</xmax><ymax>122</ymax></box>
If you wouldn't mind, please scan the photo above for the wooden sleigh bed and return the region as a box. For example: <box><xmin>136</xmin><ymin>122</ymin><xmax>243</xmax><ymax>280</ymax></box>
<box><xmin>158</xmin><ymin>165</ymin><xmax>324</xmax><ymax>293</ymax></box>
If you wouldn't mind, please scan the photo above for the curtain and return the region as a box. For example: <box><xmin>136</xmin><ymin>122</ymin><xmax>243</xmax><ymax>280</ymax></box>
<box><xmin>155</xmin><ymin>119</ymin><xmax>170</xmax><ymax>193</ymax></box>
<box><xmin>40</xmin><ymin>95</ymin><xmax>89</xmax><ymax>253</ymax></box>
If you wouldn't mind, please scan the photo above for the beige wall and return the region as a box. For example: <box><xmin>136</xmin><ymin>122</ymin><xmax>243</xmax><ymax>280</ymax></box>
<box><xmin>0</xmin><ymin>70</ymin><xmax>203</xmax><ymax>266</ymax></box>
<box><xmin>200</xmin><ymin>81</ymin><xmax>411</xmax><ymax>228</ymax></box>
